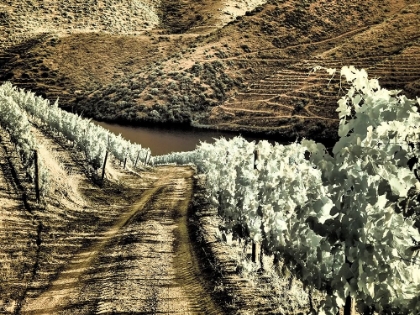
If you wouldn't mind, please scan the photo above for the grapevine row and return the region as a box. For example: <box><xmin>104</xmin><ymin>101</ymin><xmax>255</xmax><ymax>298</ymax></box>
<box><xmin>154</xmin><ymin>67</ymin><xmax>420</xmax><ymax>314</ymax></box>
<box><xmin>0</xmin><ymin>87</ymin><xmax>49</xmax><ymax>198</ymax></box>
<box><xmin>0</xmin><ymin>82</ymin><xmax>151</xmax><ymax>171</ymax></box>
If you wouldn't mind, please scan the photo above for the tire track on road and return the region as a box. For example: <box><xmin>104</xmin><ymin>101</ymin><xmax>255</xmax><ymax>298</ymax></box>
<box><xmin>20</xmin><ymin>182</ymin><xmax>165</xmax><ymax>315</ymax></box>
<box><xmin>20</xmin><ymin>166</ymin><xmax>224</xmax><ymax>315</ymax></box>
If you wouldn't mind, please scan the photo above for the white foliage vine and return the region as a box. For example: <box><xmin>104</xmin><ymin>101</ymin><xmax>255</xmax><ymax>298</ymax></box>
<box><xmin>154</xmin><ymin>66</ymin><xmax>420</xmax><ymax>314</ymax></box>
<box><xmin>303</xmin><ymin>65</ymin><xmax>420</xmax><ymax>313</ymax></box>
<box><xmin>0</xmin><ymin>82</ymin><xmax>151</xmax><ymax>171</ymax></box>
<box><xmin>0</xmin><ymin>88</ymin><xmax>50</xmax><ymax>197</ymax></box>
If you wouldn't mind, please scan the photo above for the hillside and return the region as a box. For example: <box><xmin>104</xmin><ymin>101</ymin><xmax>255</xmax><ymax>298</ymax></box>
<box><xmin>0</xmin><ymin>0</ymin><xmax>419</xmax><ymax>142</ymax></box>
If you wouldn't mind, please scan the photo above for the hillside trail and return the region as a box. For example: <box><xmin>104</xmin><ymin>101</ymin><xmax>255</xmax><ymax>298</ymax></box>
<box><xmin>20</xmin><ymin>166</ymin><xmax>223</xmax><ymax>315</ymax></box>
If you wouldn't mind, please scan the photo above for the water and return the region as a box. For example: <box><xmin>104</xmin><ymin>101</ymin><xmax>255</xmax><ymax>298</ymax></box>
<box><xmin>94</xmin><ymin>121</ymin><xmax>276</xmax><ymax>155</ymax></box>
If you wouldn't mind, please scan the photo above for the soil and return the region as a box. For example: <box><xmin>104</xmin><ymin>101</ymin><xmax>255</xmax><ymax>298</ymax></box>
<box><xmin>20</xmin><ymin>166</ymin><xmax>225</xmax><ymax>315</ymax></box>
<box><xmin>0</xmin><ymin>110</ymin><xmax>226</xmax><ymax>313</ymax></box>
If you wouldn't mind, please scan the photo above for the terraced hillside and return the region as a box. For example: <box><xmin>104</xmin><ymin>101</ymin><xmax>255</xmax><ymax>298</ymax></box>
<box><xmin>194</xmin><ymin>0</ymin><xmax>420</xmax><ymax>140</ymax></box>
<box><xmin>0</xmin><ymin>0</ymin><xmax>419</xmax><ymax>142</ymax></box>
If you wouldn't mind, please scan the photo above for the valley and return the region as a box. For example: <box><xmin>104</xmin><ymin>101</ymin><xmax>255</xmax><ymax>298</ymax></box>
<box><xmin>0</xmin><ymin>0</ymin><xmax>418</xmax><ymax>142</ymax></box>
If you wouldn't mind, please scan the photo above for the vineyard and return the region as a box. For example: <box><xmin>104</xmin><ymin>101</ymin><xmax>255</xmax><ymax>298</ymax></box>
<box><xmin>0</xmin><ymin>0</ymin><xmax>420</xmax><ymax>313</ymax></box>
<box><xmin>0</xmin><ymin>79</ymin><xmax>318</xmax><ymax>314</ymax></box>
<box><xmin>0</xmin><ymin>82</ymin><xmax>151</xmax><ymax>201</ymax></box>
<box><xmin>0</xmin><ymin>81</ymin><xmax>233</xmax><ymax>313</ymax></box>
<box><xmin>154</xmin><ymin>67</ymin><xmax>420</xmax><ymax>314</ymax></box>
<box><xmin>1</xmin><ymin>60</ymin><xmax>420</xmax><ymax>313</ymax></box>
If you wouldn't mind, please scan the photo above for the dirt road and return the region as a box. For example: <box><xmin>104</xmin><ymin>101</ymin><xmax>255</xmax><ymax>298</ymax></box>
<box><xmin>20</xmin><ymin>166</ymin><xmax>223</xmax><ymax>315</ymax></box>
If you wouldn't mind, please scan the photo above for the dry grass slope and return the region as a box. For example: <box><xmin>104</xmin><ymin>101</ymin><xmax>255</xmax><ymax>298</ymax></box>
<box><xmin>0</xmin><ymin>0</ymin><xmax>419</xmax><ymax>141</ymax></box>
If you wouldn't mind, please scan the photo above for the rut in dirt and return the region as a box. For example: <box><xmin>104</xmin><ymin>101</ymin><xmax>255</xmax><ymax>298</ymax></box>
<box><xmin>20</xmin><ymin>166</ymin><xmax>224</xmax><ymax>315</ymax></box>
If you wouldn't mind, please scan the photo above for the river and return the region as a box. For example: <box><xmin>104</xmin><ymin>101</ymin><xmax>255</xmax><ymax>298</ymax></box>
<box><xmin>94</xmin><ymin>121</ymin><xmax>281</xmax><ymax>156</ymax></box>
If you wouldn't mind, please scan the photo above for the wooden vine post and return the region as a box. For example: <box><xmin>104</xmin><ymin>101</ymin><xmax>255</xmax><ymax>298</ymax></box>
<box><xmin>252</xmin><ymin>149</ymin><xmax>262</xmax><ymax>267</ymax></box>
<box><xmin>134</xmin><ymin>150</ymin><xmax>141</xmax><ymax>168</ymax></box>
<box><xmin>251</xmin><ymin>241</ymin><xmax>261</xmax><ymax>265</ymax></box>
<box><xmin>344</xmin><ymin>296</ymin><xmax>355</xmax><ymax>315</ymax></box>
<box><xmin>101</xmin><ymin>151</ymin><xmax>109</xmax><ymax>182</ymax></box>
<box><xmin>144</xmin><ymin>150</ymin><xmax>149</xmax><ymax>166</ymax></box>
<box><xmin>344</xmin><ymin>253</ymin><xmax>356</xmax><ymax>315</ymax></box>
<box><xmin>123</xmin><ymin>156</ymin><xmax>127</xmax><ymax>169</ymax></box>
<box><xmin>34</xmin><ymin>150</ymin><xmax>40</xmax><ymax>203</ymax></box>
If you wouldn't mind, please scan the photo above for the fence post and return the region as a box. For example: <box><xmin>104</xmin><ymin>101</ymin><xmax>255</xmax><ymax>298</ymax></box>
<box><xmin>134</xmin><ymin>150</ymin><xmax>141</xmax><ymax>168</ymax></box>
<box><xmin>101</xmin><ymin>151</ymin><xmax>109</xmax><ymax>182</ymax></box>
<box><xmin>344</xmin><ymin>253</ymin><xmax>356</xmax><ymax>315</ymax></box>
<box><xmin>144</xmin><ymin>150</ymin><xmax>150</xmax><ymax>166</ymax></box>
<box><xmin>251</xmin><ymin>242</ymin><xmax>260</xmax><ymax>264</ymax></box>
<box><xmin>254</xmin><ymin>150</ymin><xmax>260</xmax><ymax>170</ymax></box>
<box><xmin>252</xmin><ymin>149</ymin><xmax>261</xmax><ymax>265</ymax></box>
<box><xmin>34</xmin><ymin>150</ymin><xmax>40</xmax><ymax>203</ymax></box>
<box><xmin>343</xmin><ymin>296</ymin><xmax>355</xmax><ymax>315</ymax></box>
<box><xmin>143</xmin><ymin>151</ymin><xmax>148</xmax><ymax>165</ymax></box>
<box><xmin>124</xmin><ymin>156</ymin><xmax>127</xmax><ymax>169</ymax></box>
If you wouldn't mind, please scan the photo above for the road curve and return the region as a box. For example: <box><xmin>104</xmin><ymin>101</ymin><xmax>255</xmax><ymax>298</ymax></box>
<box><xmin>21</xmin><ymin>166</ymin><xmax>224</xmax><ymax>315</ymax></box>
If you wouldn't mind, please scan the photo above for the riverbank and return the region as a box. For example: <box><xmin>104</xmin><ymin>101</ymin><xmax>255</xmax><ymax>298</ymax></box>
<box><xmin>94</xmin><ymin>117</ymin><xmax>338</xmax><ymax>155</ymax></box>
<box><xmin>2</xmin><ymin>1</ymin><xmax>418</xmax><ymax>153</ymax></box>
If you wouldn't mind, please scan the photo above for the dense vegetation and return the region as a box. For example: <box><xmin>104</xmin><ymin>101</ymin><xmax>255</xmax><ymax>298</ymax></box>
<box><xmin>154</xmin><ymin>67</ymin><xmax>420</xmax><ymax>314</ymax></box>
